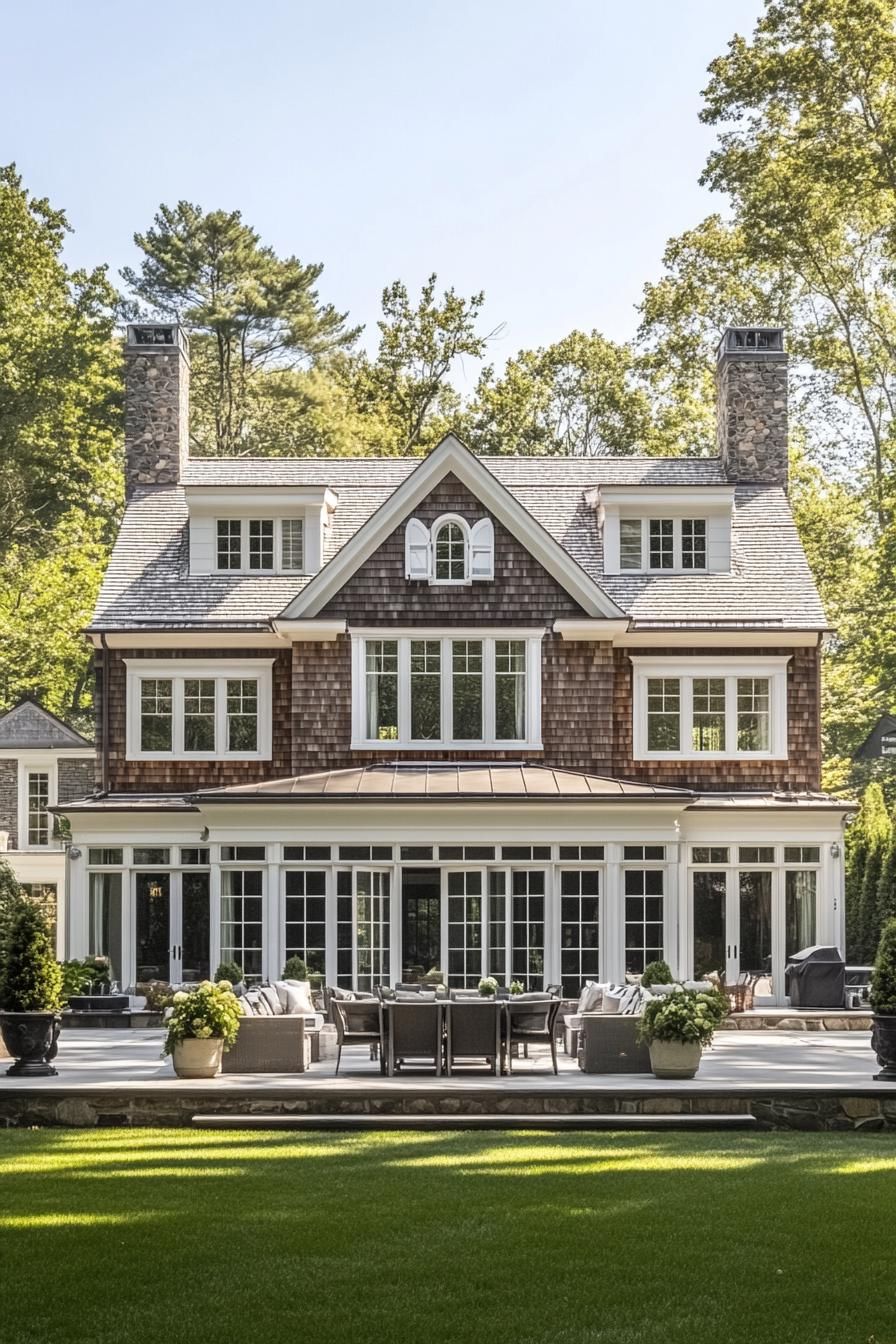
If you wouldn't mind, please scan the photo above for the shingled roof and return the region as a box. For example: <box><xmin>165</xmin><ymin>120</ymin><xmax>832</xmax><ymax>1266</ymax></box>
<box><xmin>91</xmin><ymin>448</ymin><xmax>826</xmax><ymax>632</ymax></box>
<box><xmin>0</xmin><ymin>698</ymin><xmax>93</xmax><ymax>750</ymax></box>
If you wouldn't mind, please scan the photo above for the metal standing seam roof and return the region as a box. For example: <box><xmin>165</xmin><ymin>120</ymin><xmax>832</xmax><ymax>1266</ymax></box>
<box><xmin>91</xmin><ymin>453</ymin><xmax>827</xmax><ymax>631</ymax></box>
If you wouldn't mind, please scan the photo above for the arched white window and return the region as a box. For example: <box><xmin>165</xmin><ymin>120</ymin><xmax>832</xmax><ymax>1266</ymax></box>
<box><xmin>433</xmin><ymin>515</ymin><xmax>470</xmax><ymax>583</ymax></box>
<box><xmin>404</xmin><ymin>514</ymin><xmax>494</xmax><ymax>584</ymax></box>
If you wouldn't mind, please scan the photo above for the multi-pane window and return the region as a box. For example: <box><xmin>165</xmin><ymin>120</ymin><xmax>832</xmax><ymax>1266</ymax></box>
<box><xmin>648</xmin><ymin>519</ymin><xmax>674</xmax><ymax>569</ymax></box>
<box><xmin>248</xmin><ymin>519</ymin><xmax>274</xmax><ymax>570</ymax></box>
<box><xmin>560</xmin><ymin>870</ymin><xmax>600</xmax><ymax>996</ymax></box>
<box><xmin>495</xmin><ymin>640</ymin><xmax>526</xmax><ymax>740</ymax></box>
<box><xmin>140</xmin><ymin>679</ymin><xmax>173</xmax><ymax>752</ymax></box>
<box><xmin>681</xmin><ymin>519</ymin><xmax>707</xmax><ymax>569</ymax></box>
<box><xmin>183</xmin><ymin>679</ymin><xmax>216</xmax><ymax>752</ymax></box>
<box><xmin>619</xmin><ymin>518</ymin><xmax>643</xmax><ymax>570</ymax></box>
<box><xmin>452</xmin><ymin>640</ymin><xmax>483</xmax><ymax>739</ymax></box>
<box><xmin>280</xmin><ymin>518</ymin><xmax>304</xmax><ymax>571</ymax></box>
<box><xmin>446</xmin><ymin>870</ymin><xmax>484</xmax><ymax>987</ymax></box>
<box><xmin>129</xmin><ymin>664</ymin><xmax>271</xmax><ymax>759</ymax></box>
<box><xmin>354</xmin><ymin>870</ymin><xmax>391</xmax><ymax>992</ymax></box>
<box><xmin>624</xmin><ymin>868</ymin><xmax>664</xmax><ymax>975</ymax></box>
<box><xmin>355</xmin><ymin>635</ymin><xmax>539</xmax><ymax>747</ymax></box>
<box><xmin>646</xmin><ymin>679</ymin><xmax>680</xmax><ymax>751</ymax></box>
<box><xmin>434</xmin><ymin>521</ymin><xmax>467</xmax><ymax>582</ymax></box>
<box><xmin>226</xmin><ymin>680</ymin><xmax>258</xmax><ymax>751</ymax></box>
<box><xmin>26</xmin><ymin>772</ymin><xmax>50</xmax><ymax>846</ymax></box>
<box><xmin>488</xmin><ymin>871</ymin><xmax>507</xmax><ymax>981</ymax></box>
<box><xmin>216</xmin><ymin>520</ymin><xmax>242</xmax><ymax>570</ymax></box>
<box><xmin>88</xmin><ymin>871</ymin><xmax>123</xmax><ymax>985</ymax></box>
<box><xmin>284</xmin><ymin>870</ymin><xmax>327</xmax><ymax>977</ymax></box>
<box><xmin>221</xmin><ymin>869</ymin><xmax>264</xmax><ymax>981</ymax></box>
<box><xmin>692</xmin><ymin>678</ymin><xmax>726</xmax><ymax>752</ymax></box>
<box><xmin>635</xmin><ymin>663</ymin><xmax>784</xmax><ymax>758</ymax></box>
<box><xmin>785</xmin><ymin>870</ymin><xmax>817</xmax><ymax>960</ymax></box>
<box><xmin>366</xmin><ymin>640</ymin><xmax>399</xmax><ymax>740</ymax></box>
<box><xmin>737</xmin><ymin>678</ymin><xmax>771</xmax><ymax>751</ymax></box>
<box><xmin>511</xmin><ymin>870</ymin><xmax>546</xmax><ymax>987</ymax></box>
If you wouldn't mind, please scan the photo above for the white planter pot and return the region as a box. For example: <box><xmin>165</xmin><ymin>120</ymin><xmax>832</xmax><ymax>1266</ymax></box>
<box><xmin>172</xmin><ymin>1037</ymin><xmax>224</xmax><ymax>1079</ymax></box>
<box><xmin>648</xmin><ymin>1039</ymin><xmax>702</xmax><ymax>1080</ymax></box>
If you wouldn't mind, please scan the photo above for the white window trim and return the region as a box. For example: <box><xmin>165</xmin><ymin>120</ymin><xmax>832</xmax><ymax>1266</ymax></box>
<box><xmin>405</xmin><ymin>515</ymin><xmax>495</xmax><ymax>585</ymax></box>
<box><xmin>619</xmin><ymin>517</ymin><xmax>708</xmax><ymax>574</ymax></box>
<box><xmin>17</xmin><ymin>758</ymin><xmax>58</xmax><ymax>851</ymax></box>
<box><xmin>214</xmin><ymin>518</ymin><xmax>307</xmax><ymax>575</ymax></box>
<box><xmin>631</xmin><ymin>656</ymin><xmax>790</xmax><ymax>761</ymax></box>
<box><xmin>350</xmin><ymin>629</ymin><xmax>543</xmax><ymax>750</ymax></box>
<box><xmin>124</xmin><ymin>658</ymin><xmax>274</xmax><ymax>761</ymax></box>
<box><xmin>430</xmin><ymin>514</ymin><xmax>472</xmax><ymax>586</ymax></box>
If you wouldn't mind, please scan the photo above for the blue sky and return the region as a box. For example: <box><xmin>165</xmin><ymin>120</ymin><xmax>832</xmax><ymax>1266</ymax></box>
<box><xmin>3</xmin><ymin>1</ymin><xmax>762</xmax><ymax>373</ymax></box>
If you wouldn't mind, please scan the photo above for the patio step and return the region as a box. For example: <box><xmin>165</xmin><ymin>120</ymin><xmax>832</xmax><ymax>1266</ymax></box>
<box><xmin>191</xmin><ymin>1112</ymin><xmax>757</xmax><ymax>1132</ymax></box>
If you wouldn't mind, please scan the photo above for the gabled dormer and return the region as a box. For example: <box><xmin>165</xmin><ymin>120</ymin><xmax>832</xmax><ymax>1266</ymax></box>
<box><xmin>597</xmin><ymin>485</ymin><xmax>734</xmax><ymax>575</ymax></box>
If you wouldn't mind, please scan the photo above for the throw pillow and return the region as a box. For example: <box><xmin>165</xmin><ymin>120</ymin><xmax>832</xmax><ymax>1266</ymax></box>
<box><xmin>258</xmin><ymin>985</ymin><xmax>282</xmax><ymax>1016</ymax></box>
<box><xmin>578</xmin><ymin>981</ymin><xmax>609</xmax><ymax>1014</ymax></box>
<box><xmin>616</xmin><ymin>984</ymin><xmax>643</xmax><ymax>1015</ymax></box>
<box><xmin>601</xmin><ymin>990</ymin><xmax>623</xmax><ymax>1014</ymax></box>
<box><xmin>283</xmin><ymin>978</ymin><xmax>316</xmax><ymax>1013</ymax></box>
<box><xmin>284</xmin><ymin>983</ymin><xmax>315</xmax><ymax>1014</ymax></box>
<box><xmin>239</xmin><ymin>996</ymin><xmax>254</xmax><ymax>1017</ymax></box>
<box><xmin>272</xmin><ymin>980</ymin><xmax>291</xmax><ymax>1012</ymax></box>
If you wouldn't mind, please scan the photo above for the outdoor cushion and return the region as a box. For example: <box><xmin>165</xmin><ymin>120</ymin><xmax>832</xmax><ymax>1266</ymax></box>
<box><xmin>617</xmin><ymin>984</ymin><xmax>644</xmax><ymax>1015</ymax></box>
<box><xmin>684</xmin><ymin>980</ymin><xmax>713</xmax><ymax>992</ymax></box>
<box><xmin>272</xmin><ymin>980</ymin><xmax>291</xmax><ymax>1011</ymax></box>
<box><xmin>239</xmin><ymin>996</ymin><xmax>255</xmax><ymax>1016</ymax></box>
<box><xmin>252</xmin><ymin>991</ymin><xmax>274</xmax><ymax>1016</ymax></box>
<box><xmin>564</xmin><ymin>1013</ymin><xmax>583</xmax><ymax>1030</ymax></box>
<box><xmin>283</xmin><ymin>979</ymin><xmax>316</xmax><ymax>1014</ymax></box>
<box><xmin>396</xmin><ymin>990</ymin><xmax>436</xmax><ymax>1001</ymax></box>
<box><xmin>258</xmin><ymin>985</ymin><xmax>282</xmax><ymax>1016</ymax></box>
<box><xmin>513</xmin><ymin>992</ymin><xmax>551</xmax><ymax>1001</ymax></box>
<box><xmin>243</xmin><ymin>991</ymin><xmax>266</xmax><ymax>1015</ymax></box>
<box><xmin>577</xmin><ymin>981</ymin><xmax>608</xmax><ymax>1015</ymax></box>
<box><xmin>601</xmin><ymin>990</ymin><xmax>623</xmax><ymax>1014</ymax></box>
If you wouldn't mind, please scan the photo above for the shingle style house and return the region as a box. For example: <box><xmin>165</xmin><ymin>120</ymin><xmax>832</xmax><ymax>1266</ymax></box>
<box><xmin>60</xmin><ymin>322</ymin><xmax>850</xmax><ymax>1004</ymax></box>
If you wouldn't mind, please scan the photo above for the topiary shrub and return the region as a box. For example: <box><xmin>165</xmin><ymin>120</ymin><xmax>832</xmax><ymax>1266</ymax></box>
<box><xmin>0</xmin><ymin>902</ymin><xmax>62</xmax><ymax>1013</ymax></box>
<box><xmin>640</xmin><ymin>959</ymin><xmax>675</xmax><ymax>988</ymax></box>
<box><xmin>0</xmin><ymin>853</ymin><xmax>26</xmax><ymax>966</ymax></box>
<box><xmin>871</xmin><ymin>918</ymin><xmax>896</xmax><ymax>1016</ymax></box>
<box><xmin>282</xmin><ymin>955</ymin><xmax>309</xmax><ymax>980</ymax></box>
<box><xmin>214</xmin><ymin>960</ymin><xmax>243</xmax><ymax>984</ymax></box>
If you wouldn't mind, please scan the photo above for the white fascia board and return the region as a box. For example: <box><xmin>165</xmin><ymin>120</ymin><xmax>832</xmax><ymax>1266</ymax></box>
<box><xmin>0</xmin><ymin>748</ymin><xmax>92</xmax><ymax>760</ymax></box>
<box><xmin>92</xmin><ymin>631</ymin><xmax>287</xmax><ymax>649</ymax></box>
<box><xmin>598</xmin><ymin>485</ymin><xmax>735</xmax><ymax>518</ymax></box>
<box><xmin>350</xmin><ymin>625</ymin><xmax>546</xmax><ymax>639</ymax></box>
<box><xmin>629</xmin><ymin>654</ymin><xmax>791</xmax><ymax>673</ymax></box>
<box><xmin>272</xmin><ymin>619</ymin><xmax>347</xmax><ymax>641</ymax></box>
<box><xmin>680</xmin><ymin>810</ymin><xmax>850</xmax><ymax>840</ymax></box>
<box><xmin>278</xmin><ymin>434</ymin><xmax>624</xmax><ymax>620</ymax></box>
<box><xmin>184</xmin><ymin>486</ymin><xmax>334</xmax><ymax>512</ymax></box>
<box><xmin>554</xmin><ymin>619</ymin><xmax>630</xmax><ymax>641</ymax></box>
<box><xmin>619</xmin><ymin>630</ymin><xmax>821</xmax><ymax>648</ymax></box>
<box><xmin>123</xmin><ymin>657</ymin><xmax>276</xmax><ymax>674</ymax></box>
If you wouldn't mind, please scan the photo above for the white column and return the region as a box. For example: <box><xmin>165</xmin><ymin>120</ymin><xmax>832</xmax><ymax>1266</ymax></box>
<box><xmin>209</xmin><ymin>848</ymin><xmax>222</xmax><ymax>980</ymax></box>
<box><xmin>604</xmin><ymin>843</ymin><xmax>623</xmax><ymax>983</ymax></box>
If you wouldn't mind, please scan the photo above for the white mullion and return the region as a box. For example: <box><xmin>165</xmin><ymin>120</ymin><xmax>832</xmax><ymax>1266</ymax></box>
<box><xmin>216</xmin><ymin>675</ymin><xmax>227</xmax><ymax>756</ymax></box>
<box><xmin>681</xmin><ymin>675</ymin><xmax>693</xmax><ymax>754</ymax></box>
<box><xmin>640</xmin><ymin>517</ymin><xmax>648</xmax><ymax>571</ymax></box>
<box><xmin>173</xmin><ymin>676</ymin><xmax>185</xmax><ymax>756</ymax></box>
<box><xmin>484</xmin><ymin>638</ymin><xmax>496</xmax><ymax>743</ymax></box>
<box><xmin>673</xmin><ymin>519</ymin><xmax>682</xmax><ymax>571</ymax></box>
<box><xmin>398</xmin><ymin>637</ymin><xmax>411</xmax><ymax>742</ymax></box>
<box><xmin>528</xmin><ymin>637</ymin><xmax>541</xmax><ymax>744</ymax></box>
<box><xmin>726</xmin><ymin>674</ymin><xmax>737</xmax><ymax>755</ymax></box>
<box><xmin>442</xmin><ymin>637</ymin><xmax>453</xmax><ymax>742</ymax></box>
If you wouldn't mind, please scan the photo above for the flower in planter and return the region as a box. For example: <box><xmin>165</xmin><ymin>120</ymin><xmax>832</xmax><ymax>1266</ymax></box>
<box><xmin>637</xmin><ymin>987</ymin><xmax>729</xmax><ymax>1048</ymax></box>
<box><xmin>162</xmin><ymin>980</ymin><xmax>242</xmax><ymax>1057</ymax></box>
<box><xmin>509</xmin><ymin>981</ymin><xmax>524</xmax><ymax>995</ymax></box>
<box><xmin>478</xmin><ymin>977</ymin><xmax>499</xmax><ymax>997</ymax></box>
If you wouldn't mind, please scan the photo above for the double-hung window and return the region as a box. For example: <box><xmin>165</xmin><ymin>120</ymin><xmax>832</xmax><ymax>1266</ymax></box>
<box><xmin>126</xmin><ymin>660</ymin><xmax>273</xmax><ymax>760</ymax></box>
<box><xmin>353</xmin><ymin>631</ymin><xmax>543</xmax><ymax>748</ymax></box>
<box><xmin>632</xmin><ymin>657</ymin><xmax>789</xmax><ymax>760</ymax></box>
<box><xmin>214</xmin><ymin>518</ymin><xmax>305</xmax><ymax>573</ymax></box>
<box><xmin>619</xmin><ymin>518</ymin><xmax>708</xmax><ymax>572</ymax></box>
<box><xmin>26</xmin><ymin>771</ymin><xmax>51</xmax><ymax>847</ymax></box>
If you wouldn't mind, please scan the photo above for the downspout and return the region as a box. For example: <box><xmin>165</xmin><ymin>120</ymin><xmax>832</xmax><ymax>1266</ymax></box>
<box><xmin>99</xmin><ymin>633</ymin><xmax>111</xmax><ymax>795</ymax></box>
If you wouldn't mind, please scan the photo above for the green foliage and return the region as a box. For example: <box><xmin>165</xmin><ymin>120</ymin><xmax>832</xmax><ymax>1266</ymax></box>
<box><xmin>0</xmin><ymin>854</ymin><xmax>26</xmax><ymax>968</ymax></box>
<box><xmin>637</xmin><ymin>988</ymin><xmax>729</xmax><ymax>1047</ymax></box>
<box><xmin>214</xmin><ymin>960</ymin><xmax>243</xmax><ymax>984</ymax></box>
<box><xmin>59</xmin><ymin>956</ymin><xmax>111</xmax><ymax>1000</ymax></box>
<box><xmin>282</xmin><ymin>955</ymin><xmax>309</xmax><ymax>980</ymax></box>
<box><xmin>640</xmin><ymin>960</ymin><xmax>675</xmax><ymax>988</ymax></box>
<box><xmin>123</xmin><ymin>200</ymin><xmax>359</xmax><ymax>456</ymax></box>
<box><xmin>0</xmin><ymin>901</ymin><xmax>62</xmax><ymax>1013</ymax></box>
<box><xmin>846</xmin><ymin>784</ymin><xmax>891</xmax><ymax>959</ymax></box>
<box><xmin>478</xmin><ymin>977</ymin><xmax>499</xmax><ymax>997</ymax></box>
<box><xmin>509</xmin><ymin>980</ymin><xmax>524</xmax><ymax>995</ymax></box>
<box><xmin>870</xmin><ymin>918</ymin><xmax>896</xmax><ymax>1015</ymax></box>
<box><xmin>163</xmin><ymin>980</ymin><xmax>243</xmax><ymax>1054</ymax></box>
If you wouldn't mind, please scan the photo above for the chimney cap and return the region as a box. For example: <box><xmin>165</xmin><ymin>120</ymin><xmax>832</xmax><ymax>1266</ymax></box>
<box><xmin>126</xmin><ymin>322</ymin><xmax>189</xmax><ymax>355</ymax></box>
<box><xmin>717</xmin><ymin>326</ymin><xmax>785</xmax><ymax>360</ymax></box>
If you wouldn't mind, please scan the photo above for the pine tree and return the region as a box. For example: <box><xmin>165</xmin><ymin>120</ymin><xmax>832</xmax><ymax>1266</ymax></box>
<box><xmin>877</xmin><ymin>826</ymin><xmax>896</xmax><ymax>936</ymax></box>
<box><xmin>855</xmin><ymin>784</ymin><xmax>892</xmax><ymax>961</ymax></box>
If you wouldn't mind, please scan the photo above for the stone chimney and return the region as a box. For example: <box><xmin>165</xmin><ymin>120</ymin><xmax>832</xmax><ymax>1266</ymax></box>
<box><xmin>716</xmin><ymin>326</ymin><xmax>788</xmax><ymax>489</ymax></box>
<box><xmin>124</xmin><ymin>323</ymin><xmax>190</xmax><ymax>499</ymax></box>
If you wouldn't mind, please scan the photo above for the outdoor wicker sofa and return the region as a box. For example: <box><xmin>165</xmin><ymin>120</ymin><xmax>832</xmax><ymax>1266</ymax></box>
<box><xmin>576</xmin><ymin>1012</ymin><xmax>651</xmax><ymax>1074</ymax></box>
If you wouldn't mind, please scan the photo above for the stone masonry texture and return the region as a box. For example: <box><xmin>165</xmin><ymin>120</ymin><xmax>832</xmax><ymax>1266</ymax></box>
<box><xmin>716</xmin><ymin>352</ymin><xmax>789</xmax><ymax>488</ymax></box>
<box><xmin>0</xmin><ymin>760</ymin><xmax>17</xmax><ymax>848</ymax></box>
<box><xmin>58</xmin><ymin>758</ymin><xmax>95</xmax><ymax>804</ymax></box>
<box><xmin>124</xmin><ymin>336</ymin><xmax>189</xmax><ymax>498</ymax></box>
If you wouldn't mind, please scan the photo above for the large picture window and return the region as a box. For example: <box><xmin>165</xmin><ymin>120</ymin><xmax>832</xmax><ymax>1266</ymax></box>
<box><xmin>633</xmin><ymin>657</ymin><xmax>789</xmax><ymax>760</ymax></box>
<box><xmin>126</xmin><ymin>660</ymin><xmax>273</xmax><ymax>760</ymax></box>
<box><xmin>353</xmin><ymin>632</ymin><xmax>543</xmax><ymax>748</ymax></box>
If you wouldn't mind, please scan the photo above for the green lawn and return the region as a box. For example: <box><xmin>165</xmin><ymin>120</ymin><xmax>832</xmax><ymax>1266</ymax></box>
<box><xmin>0</xmin><ymin>1128</ymin><xmax>894</xmax><ymax>1344</ymax></box>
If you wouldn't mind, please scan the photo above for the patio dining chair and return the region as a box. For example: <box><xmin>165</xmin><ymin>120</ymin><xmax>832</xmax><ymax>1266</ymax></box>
<box><xmin>386</xmin><ymin>1000</ymin><xmax>444</xmax><ymax>1077</ymax></box>
<box><xmin>331</xmin><ymin>997</ymin><xmax>385</xmax><ymax>1076</ymax></box>
<box><xmin>445</xmin><ymin>998</ymin><xmax>502</xmax><ymax>1076</ymax></box>
<box><xmin>505</xmin><ymin>996</ymin><xmax>561</xmax><ymax>1075</ymax></box>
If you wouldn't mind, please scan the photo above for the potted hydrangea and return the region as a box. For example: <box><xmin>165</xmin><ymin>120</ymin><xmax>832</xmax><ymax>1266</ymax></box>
<box><xmin>639</xmin><ymin>959</ymin><xmax>676</xmax><ymax>995</ymax></box>
<box><xmin>637</xmin><ymin>986</ymin><xmax>729</xmax><ymax>1079</ymax></box>
<box><xmin>0</xmin><ymin>902</ymin><xmax>64</xmax><ymax>1077</ymax></box>
<box><xmin>478</xmin><ymin>976</ymin><xmax>499</xmax><ymax>998</ymax></box>
<box><xmin>871</xmin><ymin>918</ymin><xmax>896</xmax><ymax>1081</ymax></box>
<box><xmin>163</xmin><ymin>980</ymin><xmax>243</xmax><ymax>1078</ymax></box>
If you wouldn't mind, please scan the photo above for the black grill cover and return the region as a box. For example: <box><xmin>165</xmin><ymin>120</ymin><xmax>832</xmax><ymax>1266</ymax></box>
<box><xmin>785</xmin><ymin>945</ymin><xmax>845</xmax><ymax>1008</ymax></box>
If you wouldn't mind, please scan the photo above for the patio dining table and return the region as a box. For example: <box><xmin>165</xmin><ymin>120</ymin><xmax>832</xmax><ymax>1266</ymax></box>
<box><xmin>380</xmin><ymin>997</ymin><xmax>553</xmax><ymax>1076</ymax></box>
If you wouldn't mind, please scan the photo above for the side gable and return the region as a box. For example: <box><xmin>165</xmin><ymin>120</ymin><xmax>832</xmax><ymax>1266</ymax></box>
<box><xmin>0</xmin><ymin>698</ymin><xmax>93</xmax><ymax>750</ymax></box>
<box><xmin>313</xmin><ymin>474</ymin><xmax>592</xmax><ymax>623</ymax></box>
<box><xmin>277</xmin><ymin>434</ymin><xmax>625</xmax><ymax>622</ymax></box>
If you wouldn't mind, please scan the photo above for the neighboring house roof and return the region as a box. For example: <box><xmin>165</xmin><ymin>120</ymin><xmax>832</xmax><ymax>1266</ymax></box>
<box><xmin>192</xmin><ymin>763</ymin><xmax>695</xmax><ymax>802</ymax></box>
<box><xmin>91</xmin><ymin>440</ymin><xmax>826</xmax><ymax>632</ymax></box>
<box><xmin>0</xmin><ymin>698</ymin><xmax>93</xmax><ymax>751</ymax></box>
<box><xmin>852</xmin><ymin>713</ymin><xmax>896</xmax><ymax>761</ymax></box>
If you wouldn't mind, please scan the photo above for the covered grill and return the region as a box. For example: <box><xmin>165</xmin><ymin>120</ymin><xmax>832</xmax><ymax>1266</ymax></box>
<box><xmin>785</xmin><ymin>945</ymin><xmax>845</xmax><ymax>1009</ymax></box>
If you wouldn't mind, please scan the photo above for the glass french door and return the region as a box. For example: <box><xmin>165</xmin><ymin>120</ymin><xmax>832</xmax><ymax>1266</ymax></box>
<box><xmin>691</xmin><ymin>869</ymin><xmax>774</xmax><ymax>993</ymax></box>
<box><xmin>443</xmin><ymin>869</ymin><xmax>486</xmax><ymax>987</ymax></box>
<box><xmin>335</xmin><ymin>869</ymin><xmax>391</xmax><ymax>991</ymax></box>
<box><xmin>134</xmin><ymin>871</ymin><xmax>210</xmax><ymax>985</ymax></box>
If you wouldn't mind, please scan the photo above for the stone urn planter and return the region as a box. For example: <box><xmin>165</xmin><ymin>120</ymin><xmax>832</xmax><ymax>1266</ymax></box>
<box><xmin>0</xmin><ymin>1012</ymin><xmax>62</xmax><ymax>1077</ymax></box>
<box><xmin>871</xmin><ymin>1016</ymin><xmax>896</xmax><ymax>1082</ymax></box>
<box><xmin>648</xmin><ymin>1038</ymin><xmax>702</xmax><ymax>1080</ymax></box>
<box><xmin>172</xmin><ymin>1036</ymin><xmax>225</xmax><ymax>1079</ymax></box>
